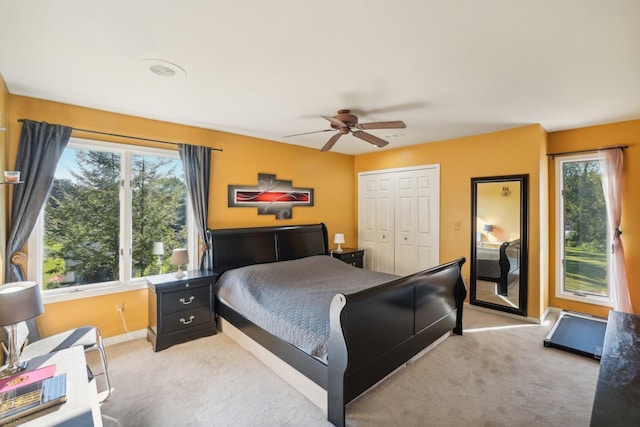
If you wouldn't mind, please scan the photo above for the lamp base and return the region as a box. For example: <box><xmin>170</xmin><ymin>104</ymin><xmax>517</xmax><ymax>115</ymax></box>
<box><xmin>335</xmin><ymin>244</ymin><xmax>343</xmax><ymax>253</ymax></box>
<box><xmin>175</xmin><ymin>267</ymin><xmax>185</xmax><ymax>279</ymax></box>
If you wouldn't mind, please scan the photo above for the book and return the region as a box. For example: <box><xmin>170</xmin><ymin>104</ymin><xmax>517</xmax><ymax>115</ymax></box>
<box><xmin>0</xmin><ymin>374</ymin><xmax>67</xmax><ymax>424</ymax></box>
<box><xmin>0</xmin><ymin>365</ymin><xmax>56</xmax><ymax>393</ymax></box>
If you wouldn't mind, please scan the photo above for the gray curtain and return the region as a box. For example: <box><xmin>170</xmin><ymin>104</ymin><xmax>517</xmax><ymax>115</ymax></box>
<box><xmin>178</xmin><ymin>144</ymin><xmax>212</xmax><ymax>271</ymax></box>
<box><xmin>6</xmin><ymin>120</ymin><xmax>72</xmax><ymax>282</ymax></box>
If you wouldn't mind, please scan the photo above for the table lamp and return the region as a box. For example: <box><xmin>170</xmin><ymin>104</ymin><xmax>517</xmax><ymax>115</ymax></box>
<box><xmin>171</xmin><ymin>248</ymin><xmax>189</xmax><ymax>279</ymax></box>
<box><xmin>152</xmin><ymin>242</ymin><xmax>165</xmax><ymax>273</ymax></box>
<box><xmin>0</xmin><ymin>282</ymin><xmax>44</xmax><ymax>377</ymax></box>
<box><xmin>334</xmin><ymin>233</ymin><xmax>345</xmax><ymax>253</ymax></box>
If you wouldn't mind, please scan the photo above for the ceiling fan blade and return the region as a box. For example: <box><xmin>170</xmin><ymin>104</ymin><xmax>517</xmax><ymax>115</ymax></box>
<box><xmin>352</xmin><ymin>131</ymin><xmax>389</xmax><ymax>148</ymax></box>
<box><xmin>283</xmin><ymin>129</ymin><xmax>334</xmax><ymax>138</ymax></box>
<box><xmin>322</xmin><ymin>115</ymin><xmax>348</xmax><ymax>128</ymax></box>
<box><xmin>321</xmin><ymin>133</ymin><xmax>343</xmax><ymax>152</ymax></box>
<box><xmin>355</xmin><ymin>120</ymin><xmax>406</xmax><ymax>130</ymax></box>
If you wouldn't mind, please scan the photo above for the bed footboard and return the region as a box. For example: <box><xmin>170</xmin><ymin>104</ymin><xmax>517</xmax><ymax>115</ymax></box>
<box><xmin>327</xmin><ymin>257</ymin><xmax>466</xmax><ymax>427</ymax></box>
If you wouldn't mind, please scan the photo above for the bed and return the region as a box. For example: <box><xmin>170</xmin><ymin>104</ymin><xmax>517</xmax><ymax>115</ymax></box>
<box><xmin>476</xmin><ymin>239</ymin><xmax>520</xmax><ymax>295</ymax></box>
<box><xmin>209</xmin><ymin>223</ymin><xmax>466</xmax><ymax>427</ymax></box>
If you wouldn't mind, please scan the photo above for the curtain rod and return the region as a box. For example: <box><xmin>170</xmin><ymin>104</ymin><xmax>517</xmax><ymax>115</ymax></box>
<box><xmin>17</xmin><ymin>118</ymin><xmax>223</xmax><ymax>152</ymax></box>
<box><xmin>547</xmin><ymin>144</ymin><xmax>628</xmax><ymax>158</ymax></box>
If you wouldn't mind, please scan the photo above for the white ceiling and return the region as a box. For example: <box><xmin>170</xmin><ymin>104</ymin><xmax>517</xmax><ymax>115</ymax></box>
<box><xmin>1</xmin><ymin>0</ymin><xmax>639</xmax><ymax>155</ymax></box>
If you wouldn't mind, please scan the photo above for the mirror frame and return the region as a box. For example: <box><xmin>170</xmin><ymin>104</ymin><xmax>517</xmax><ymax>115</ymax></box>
<box><xmin>470</xmin><ymin>174</ymin><xmax>529</xmax><ymax>316</ymax></box>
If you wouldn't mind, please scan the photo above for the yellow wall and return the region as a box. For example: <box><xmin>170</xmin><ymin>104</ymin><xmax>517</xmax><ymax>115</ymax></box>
<box><xmin>6</xmin><ymin>95</ymin><xmax>356</xmax><ymax>337</ymax></box>
<box><xmin>0</xmin><ymin>74</ymin><xmax>8</xmax><ymax>281</ymax></box>
<box><xmin>5</xmin><ymin>87</ymin><xmax>639</xmax><ymax>338</ymax></box>
<box><xmin>548</xmin><ymin>119</ymin><xmax>640</xmax><ymax>316</ymax></box>
<box><xmin>354</xmin><ymin>125</ymin><xmax>547</xmax><ymax>319</ymax></box>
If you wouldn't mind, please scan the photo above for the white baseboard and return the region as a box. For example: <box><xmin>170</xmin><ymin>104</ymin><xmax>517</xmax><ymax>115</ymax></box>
<box><xmin>103</xmin><ymin>329</ymin><xmax>147</xmax><ymax>347</ymax></box>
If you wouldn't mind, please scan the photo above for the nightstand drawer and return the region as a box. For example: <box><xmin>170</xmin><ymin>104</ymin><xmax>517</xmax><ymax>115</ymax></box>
<box><xmin>161</xmin><ymin>286</ymin><xmax>210</xmax><ymax>314</ymax></box>
<box><xmin>161</xmin><ymin>306</ymin><xmax>211</xmax><ymax>333</ymax></box>
<box><xmin>332</xmin><ymin>248</ymin><xmax>365</xmax><ymax>268</ymax></box>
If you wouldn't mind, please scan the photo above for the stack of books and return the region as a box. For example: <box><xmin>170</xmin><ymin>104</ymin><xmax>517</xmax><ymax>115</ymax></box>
<box><xmin>0</xmin><ymin>365</ymin><xmax>67</xmax><ymax>425</ymax></box>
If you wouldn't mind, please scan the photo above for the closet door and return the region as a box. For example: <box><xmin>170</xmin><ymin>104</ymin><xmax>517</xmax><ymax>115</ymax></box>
<box><xmin>358</xmin><ymin>165</ymin><xmax>440</xmax><ymax>275</ymax></box>
<box><xmin>395</xmin><ymin>168</ymin><xmax>440</xmax><ymax>276</ymax></box>
<box><xmin>358</xmin><ymin>173</ymin><xmax>395</xmax><ymax>273</ymax></box>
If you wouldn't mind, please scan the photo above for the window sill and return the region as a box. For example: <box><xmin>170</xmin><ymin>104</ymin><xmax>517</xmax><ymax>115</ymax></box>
<box><xmin>555</xmin><ymin>292</ymin><xmax>613</xmax><ymax>308</ymax></box>
<box><xmin>42</xmin><ymin>281</ymin><xmax>149</xmax><ymax>304</ymax></box>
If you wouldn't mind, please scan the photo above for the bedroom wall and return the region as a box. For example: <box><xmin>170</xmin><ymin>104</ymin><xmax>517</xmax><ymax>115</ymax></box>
<box><xmin>6</xmin><ymin>95</ymin><xmax>356</xmax><ymax>338</ymax></box>
<box><xmin>354</xmin><ymin>125</ymin><xmax>548</xmax><ymax>319</ymax></box>
<box><xmin>548</xmin><ymin>119</ymin><xmax>640</xmax><ymax>316</ymax></box>
<box><xmin>0</xmin><ymin>73</ymin><xmax>8</xmax><ymax>282</ymax></box>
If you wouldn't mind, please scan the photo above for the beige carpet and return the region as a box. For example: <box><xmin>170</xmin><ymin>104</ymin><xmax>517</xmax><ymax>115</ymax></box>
<box><xmin>99</xmin><ymin>307</ymin><xmax>599</xmax><ymax>426</ymax></box>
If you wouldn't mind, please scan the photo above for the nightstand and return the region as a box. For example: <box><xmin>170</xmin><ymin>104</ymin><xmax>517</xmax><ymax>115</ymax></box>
<box><xmin>331</xmin><ymin>248</ymin><xmax>365</xmax><ymax>268</ymax></box>
<box><xmin>147</xmin><ymin>269</ymin><xmax>218</xmax><ymax>352</ymax></box>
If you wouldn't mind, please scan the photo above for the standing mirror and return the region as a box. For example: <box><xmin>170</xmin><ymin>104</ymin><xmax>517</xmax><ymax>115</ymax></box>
<box><xmin>470</xmin><ymin>174</ymin><xmax>528</xmax><ymax>316</ymax></box>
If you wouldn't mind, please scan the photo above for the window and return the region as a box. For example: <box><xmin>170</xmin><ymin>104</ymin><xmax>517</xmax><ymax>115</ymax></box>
<box><xmin>28</xmin><ymin>138</ymin><xmax>195</xmax><ymax>298</ymax></box>
<box><xmin>555</xmin><ymin>153</ymin><xmax>611</xmax><ymax>305</ymax></box>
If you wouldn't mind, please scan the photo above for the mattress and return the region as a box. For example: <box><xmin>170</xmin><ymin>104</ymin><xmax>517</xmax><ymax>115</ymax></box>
<box><xmin>215</xmin><ymin>255</ymin><xmax>398</xmax><ymax>362</ymax></box>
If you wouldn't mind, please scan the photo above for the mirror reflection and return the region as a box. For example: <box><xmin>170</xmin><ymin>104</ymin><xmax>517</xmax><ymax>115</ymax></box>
<box><xmin>471</xmin><ymin>175</ymin><xmax>528</xmax><ymax>316</ymax></box>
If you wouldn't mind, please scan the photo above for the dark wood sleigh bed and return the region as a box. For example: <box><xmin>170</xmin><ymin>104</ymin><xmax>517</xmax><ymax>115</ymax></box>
<box><xmin>208</xmin><ymin>223</ymin><xmax>467</xmax><ymax>427</ymax></box>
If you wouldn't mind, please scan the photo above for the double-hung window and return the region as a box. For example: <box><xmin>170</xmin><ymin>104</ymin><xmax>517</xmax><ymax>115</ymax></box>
<box><xmin>555</xmin><ymin>153</ymin><xmax>611</xmax><ymax>306</ymax></box>
<box><xmin>28</xmin><ymin>138</ymin><xmax>196</xmax><ymax>300</ymax></box>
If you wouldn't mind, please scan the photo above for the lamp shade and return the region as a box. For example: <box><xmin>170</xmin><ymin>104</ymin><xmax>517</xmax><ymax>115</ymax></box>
<box><xmin>152</xmin><ymin>242</ymin><xmax>165</xmax><ymax>256</ymax></box>
<box><xmin>483</xmin><ymin>224</ymin><xmax>493</xmax><ymax>232</ymax></box>
<box><xmin>171</xmin><ymin>248</ymin><xmax>189</xmax><ymax>266</ymax></box>
<box><xmin>0</xmin><ymin>282</ymin><xmax>44</xmax><ymax>327</ymax></box>
<box><xmin>334</xmin><ymin>233</ymin><xmax>345</xmax><ymax>244</ymax></box>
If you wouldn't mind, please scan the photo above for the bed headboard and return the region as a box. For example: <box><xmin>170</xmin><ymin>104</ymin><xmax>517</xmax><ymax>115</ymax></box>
<box><xmin>208</xmin><ymin>223</ymin><xmax>329</xmax><ymax>274</ymax></box>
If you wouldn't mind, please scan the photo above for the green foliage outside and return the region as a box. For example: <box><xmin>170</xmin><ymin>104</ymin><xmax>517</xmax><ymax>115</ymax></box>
<box><xmin>562</xmin><ymin>160</ymin><xmax>608</xmax><ymax>296</ymax></box>
<box><xmin>43</xmin><ymin>149</ymin><xmax>187</xmax><ymax>289</ymax></box>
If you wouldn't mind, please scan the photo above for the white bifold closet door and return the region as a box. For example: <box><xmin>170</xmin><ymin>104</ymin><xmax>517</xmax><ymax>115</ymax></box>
<box><xmin>358</xmin><ymin>165</ymin><xmax>440</xmax><ymax>276</ymax></box>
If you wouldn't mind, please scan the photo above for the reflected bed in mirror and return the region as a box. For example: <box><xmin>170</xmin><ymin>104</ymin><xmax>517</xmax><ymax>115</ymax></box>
<box><xmin>470</xmin><ymin>175</ymin><xmax>528</xmax><ymax>316</ymax></box>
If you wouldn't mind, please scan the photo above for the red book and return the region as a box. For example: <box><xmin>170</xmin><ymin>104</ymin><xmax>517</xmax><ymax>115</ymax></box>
<box><xmin>0</xmin><ymin>365</ymin><xmax>56</xmax><ymax>393</ymax></box>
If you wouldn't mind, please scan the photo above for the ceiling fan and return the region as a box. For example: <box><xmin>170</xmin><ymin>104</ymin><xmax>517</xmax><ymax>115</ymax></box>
<box><xmin>284</xmin><ymin>109</ymin><xmax>406</xmax><ymax>152</ymax></box>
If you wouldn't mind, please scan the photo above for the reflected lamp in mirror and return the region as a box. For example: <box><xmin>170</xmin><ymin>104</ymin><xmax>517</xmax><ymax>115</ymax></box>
<box><xmin>334</xmin><ymin>233</ymin><xmax>345</xmax><ymax>253</ymax></box>
<box><xmin>483</xmin><ymin>224</ymin><xmax>493</xmax><ymax>242</ymax></box>
<box><xmin>0</xmin><ymin>282</ymin><xmax>44</xmax><ymax>377</ymax></box>
<box><xmin>171</xmin><ymin>249</ymin><xmax>189</xmax><ymax>278</ymax></box>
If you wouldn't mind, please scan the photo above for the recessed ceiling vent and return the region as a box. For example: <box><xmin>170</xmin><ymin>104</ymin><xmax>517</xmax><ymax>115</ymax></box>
<box><xmin>140</xmin><ymin>59</ymin><xmax>187</xmax><ymax>78</ymax></box>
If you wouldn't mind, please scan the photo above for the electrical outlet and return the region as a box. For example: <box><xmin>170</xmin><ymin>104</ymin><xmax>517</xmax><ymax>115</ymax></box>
<box><xmin>116</xmin><ymin>302</ymin><xmax>124</xmax><ymax>313</ymax></box>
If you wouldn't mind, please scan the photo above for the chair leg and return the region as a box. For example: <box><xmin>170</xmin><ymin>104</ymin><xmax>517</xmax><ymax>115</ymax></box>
<box><xmin>86</xmin><ymin>328</ymin><xmax>112</xmax><ymax>401</ymax></box>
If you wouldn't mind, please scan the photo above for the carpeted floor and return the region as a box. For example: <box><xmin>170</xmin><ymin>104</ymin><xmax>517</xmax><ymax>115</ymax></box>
<box><xmin>99</xmin><ymin>307</ymin><xmax>599</xmax><ymax>426</ymax></box>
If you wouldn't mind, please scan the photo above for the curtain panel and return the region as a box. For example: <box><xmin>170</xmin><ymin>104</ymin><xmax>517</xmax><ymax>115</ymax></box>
<box><xmin>6</xmin><ymin>120</ymin><xmax>72</xmax><ymax>282</ymax></box>
<box><xmin>178</xmin><ymin>144</ymin><xmax>213</xmax><ymax>271</ymax></box>
<box><xmin>599</xmin><ymin>148</ymin><xmax>632</xmax><ymax>313</ymax></box>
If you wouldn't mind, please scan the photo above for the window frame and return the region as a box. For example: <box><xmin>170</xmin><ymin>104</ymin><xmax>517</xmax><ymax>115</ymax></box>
<box><xmin>27</xmin><ymin>137</ymin><xmax>197</xmax><ymax>303</ymax></box>
<box><xmin>554</xmin><ymin>152</ymin><xmax>612</xmax><ymax>307</ymax></box>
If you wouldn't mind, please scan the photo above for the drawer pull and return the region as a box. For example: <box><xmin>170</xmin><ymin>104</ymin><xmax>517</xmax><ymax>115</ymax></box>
<box><xmin>180</xmin><ymin>316</ymin><xmax>195</xmax><ymax>325</ymax></box>
<box><xmin>180</xmin><ymin>296</ymin><xmax>195</xmax><ymax>305</ymax></box>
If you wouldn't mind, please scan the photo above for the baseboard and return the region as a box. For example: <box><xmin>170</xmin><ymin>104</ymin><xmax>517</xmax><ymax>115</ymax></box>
<box><xmin>103</xmin><ymin>329</ymin><xmax>147</xmax><ymax>347</ymax></box>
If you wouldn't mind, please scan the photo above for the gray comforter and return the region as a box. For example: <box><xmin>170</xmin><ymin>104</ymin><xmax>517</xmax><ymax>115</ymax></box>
<box><xmin>215</xmin><ymin>255</ymin><xmax>398</xmax><ymax>363</ymax></box>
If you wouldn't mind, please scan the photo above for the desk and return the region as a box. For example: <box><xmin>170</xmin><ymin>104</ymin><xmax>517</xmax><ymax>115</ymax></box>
<box><xmin>17</xmin><ymin>346</ymin><xmax>102</xmax><ymax>426</ymax></box>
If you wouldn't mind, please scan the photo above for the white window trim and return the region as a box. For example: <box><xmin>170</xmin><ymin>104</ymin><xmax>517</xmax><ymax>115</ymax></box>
<box><xmin>27</xmin><ymin>137</ymin><xmax>198</xmax><ymax>303</ymax></box>
<box><xmin>554</xmin><ymin>152</ymin><xmax>612</xmax><ymax>307</ymax></box>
